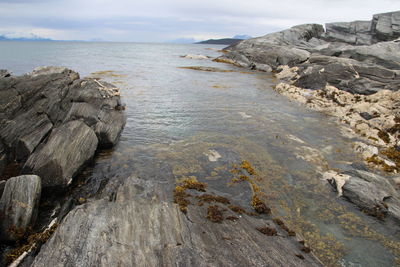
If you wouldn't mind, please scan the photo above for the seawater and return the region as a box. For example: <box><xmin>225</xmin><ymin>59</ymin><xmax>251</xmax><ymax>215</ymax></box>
<box><xmin>1</xmin><ymin>41</ymin><xmax>399</xmax><ymax>266</ymax></box>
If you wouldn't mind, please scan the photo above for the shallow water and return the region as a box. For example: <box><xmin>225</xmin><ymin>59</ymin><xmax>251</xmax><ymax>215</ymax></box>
<box><xmin>1</xmin><ymin>41</ymin><xmax>400</xmax><ymax>266</ymax></box>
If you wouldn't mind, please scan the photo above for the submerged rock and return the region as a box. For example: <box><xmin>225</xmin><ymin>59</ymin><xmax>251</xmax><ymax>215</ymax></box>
<box><xmin>0</xmin><ymin>175</ymin><xmax>41</xmax><ymax>241</ymax></box>
<box><xmin>0</xmin><ymin>67</ymin><xmax>126</xmax><ymax>188</ymax></box>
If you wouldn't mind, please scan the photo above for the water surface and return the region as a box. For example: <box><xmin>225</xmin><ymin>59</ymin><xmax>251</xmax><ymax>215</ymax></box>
<box><xmin>1</xmin><ymin>41</ymin><xmax>399</xmax><ymax>266</ymax></box>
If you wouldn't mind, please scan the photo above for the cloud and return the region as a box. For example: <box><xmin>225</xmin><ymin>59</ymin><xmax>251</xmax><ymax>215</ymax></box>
<box><xmin>0</xmin><ymin>0</ymin><xmax>398</xmax><ymax>41</ymax></box>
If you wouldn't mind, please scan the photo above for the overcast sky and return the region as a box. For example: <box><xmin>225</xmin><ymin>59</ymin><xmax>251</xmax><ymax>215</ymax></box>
<box><xmin>0</xmin><ymin>0</ymin><xmax>398</xmax><ymax>42</ymax></box>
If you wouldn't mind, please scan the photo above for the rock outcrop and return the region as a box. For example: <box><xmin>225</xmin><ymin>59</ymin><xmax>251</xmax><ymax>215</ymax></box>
<box><xmin>0</xmin><ymin>175</ymin><xmax>41</xmax><ymax>241</ymax></box>
<box><xmin>322</xmin><ymin>11</ymin><xmax>400</xmax><ymax>45</ymax></box>
<box><xmin>0</xmin><ymin>67</ymin><xmax>126</xmax><ymax>188</ymax></box>
<box><xmin>31</xmin><ymin>176</ymin><xmax>322</xmax><ymax>267</ymax></box>
<box><xmin>220</xmin><ymin>11</ymin><xmax>400</xmax><ymax>95</ymax></box>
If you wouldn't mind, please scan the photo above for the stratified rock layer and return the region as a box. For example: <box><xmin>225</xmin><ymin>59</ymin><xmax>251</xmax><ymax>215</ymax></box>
<box><xmin>0</xmin><ymin>67</ymin><xmax>126</xmax><ymax>188</ymax></box>
<box><xmin>31</xmin><ymin>176</ymin><xmax>322</xmax><ymax>267</ymax></box>
<box><xmin>221</xmin><ymin>11</ymin><xmax>400</xmax><ymax>95</ymax></box>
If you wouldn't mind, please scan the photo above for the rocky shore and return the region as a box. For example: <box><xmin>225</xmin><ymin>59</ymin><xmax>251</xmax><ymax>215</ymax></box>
<box><xmin>217</xmin><ymin>11</ymin><xmax>400</xmax><ymax>223</ymax></box>
<box><xmin>0</xmin><ymin>67</ymin><xmax>125</xmax><ymax>265</ymax></box>
<box><xmin>0</xmin><ymin>67</ymin><xmax>326</xmax><ymax>267</ymax></box>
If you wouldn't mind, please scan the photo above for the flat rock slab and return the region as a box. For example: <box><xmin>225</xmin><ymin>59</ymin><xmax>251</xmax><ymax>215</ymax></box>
<box><xmin>32</xmin><ymin>176</ymin><xmax>321</xmax><ymax>267</ymax></box>
<box><xmin>0</xmin><ymin>175</ymin><xmax>41</xmax><ymax>241</ymax></box>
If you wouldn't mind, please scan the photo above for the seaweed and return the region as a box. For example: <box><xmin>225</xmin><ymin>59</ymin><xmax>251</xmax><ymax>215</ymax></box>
<box><xmin>256</xmin><ymin>226</ymin><xmax>277</xmax><ymax>236</ymax></box>
<box><xmin>197</xmin><ymin>194</ymin><xmax>230</xmax><ymax>205</ymax></box>
<box><xmin>5</xmin><ymin>223</ymin><xmax>59</xmax><ymax>264</ymax></box>
<box><xmin>251</xmin><ymin>195</ymin><xmax>271</xmax><ymax>214</ymax></box>
<box><xmin>240</xmin><ymin>160</ymin><xmax>256</xmax><ymax>175</ymax></box>
<box><xmin>180</xmin><ymin>178</ymin><xmax>207</xmax><ymax>192</ymax></box>
<box><xmin>173</xmin><ymin>186</ymin><xmax>191</xmax><ymax>213</ymax></box>
<box><xmin>301</xmin><ymin>246</ymin><xmax>312</xmax><ymax>253</ymax></box>
<box><xmin>378</xmin><ymin>130</ymin><xmax>391</xmax><ymax>144</ymax></box>
<box><xmin>228</xmin><ymin>205</ymin><xmax>246</xmax><ymax>214</ymax></box>
<box><xmin>206</xmin><ymin>205</ymin><xmax>224</xmax><ymax>223</ymax></box>
<box><xmin>273</xmin><ymin>218</ymin><xmax>296</xmax><ymax>236</ymax></box>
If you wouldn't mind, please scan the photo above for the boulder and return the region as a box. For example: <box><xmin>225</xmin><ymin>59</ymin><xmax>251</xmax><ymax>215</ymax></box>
<box><xmin>23</xmin><ymin>121</ymin><xmax>98</xmax><ymax>188</ymax></box>
<box><xmin>0</xmin><ymin>175</ymin><xmax>41</xmax><ymax>241</ymax></box>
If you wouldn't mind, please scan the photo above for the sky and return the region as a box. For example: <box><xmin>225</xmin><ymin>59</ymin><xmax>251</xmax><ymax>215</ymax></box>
<box><xmin>0</xmin><ymin>0</ymin><xmax>398</xmax><ymax>42</ymax></box>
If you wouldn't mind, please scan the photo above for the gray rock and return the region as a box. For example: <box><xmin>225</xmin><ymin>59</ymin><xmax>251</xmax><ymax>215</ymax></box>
<box><xmin>32</xmin><ymin>176</ymin><xmax>322</xmax><ymax>267</ymax></box>
<box><xmin>95</xmin><ymin>110</ymin><xmax>125</xmax><ymax>148</ymax></box>
<box><xmin>339</xmin><ymin>169</ymin><xmax>400</xmax><ymax>222</ymax></box>
<box><xmin>23</xmin><ymin>121</ymin><xmax>98</xmax><ymax>188</ymax></box>
<box><xmin>0</xmin><ymin>175</ymin><xmax>41</xmax><ymax>241</ymax></box>
<box><xmin>293</xmin><ymin>54</ymin><xmax>400</xmax><ymax>94</ymax></box>
<box><xmin>325</xmin><ymin>21</ymin><xmax>372</xmax><ymax>45</ymax></box>
<box><xmin>371</xmin><ymin>11</ymin><xmax>400</xmax><ymax>42</ymax></box>
<box><xmin>222</xmin><ymin>24</ymin><xmax>323</xmax><ymax>71</ymax></box>
<box><xmin>0</xmin><ymin>67</ymin><xmax>125</xmax><ymax>187</ymax></box>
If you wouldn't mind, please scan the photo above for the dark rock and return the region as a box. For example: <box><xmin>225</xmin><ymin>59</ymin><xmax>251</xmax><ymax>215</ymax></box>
<box><xmin>0</xmin><ymin>67</ymin><xmax>125</xmax><ymax>188</ymax></box>
<box><xmin>0</xmin><ymin>180</ymin><xmax>5</xmax><ymax>198</ymax></box>
<box><xmin>23</xmin><ymin>121</ymin><xmax>98</xmax><ymax>188</ymax></box>
<box><xmin>0</xmin><ymin>175</ymin><xmax>41</xmax><ymax>241</ymax></box>
<box><xmin>359</xmin><ymin>112</ymin><xmax>373</xmax><ymax>120</ymax></box>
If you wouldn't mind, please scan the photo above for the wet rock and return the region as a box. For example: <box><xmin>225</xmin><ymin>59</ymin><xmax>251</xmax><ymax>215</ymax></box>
<box><xmin>31</xmin><ymin>176</ymin><xmax>322</xmax><ymax>267</ymax></box>
<box><xmin>0</xmin><ymin>175</ymin><xmax>41</xmax><ymax>241</ymax></box>
<box><xmin>23</xmin><ymin>121</ymin><xmax>98</xmax><ymax>188</ymax></box>
<box><xmin>331</xmin><ymin>169</ymin><xmax>400</xmax><ymax>222</ymax></box>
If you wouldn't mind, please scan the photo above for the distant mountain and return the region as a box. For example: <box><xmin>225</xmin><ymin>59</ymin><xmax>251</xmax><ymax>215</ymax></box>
<box><xmin>196</xmin><ymin>38</ymin><xmax>243</xmax><ymax>45</ymax></box>
<box><xmin>196</xmin><ymin>34</ymin><xmax>252</xmax><ymax>45</ymax></box>
<box><xmin>0</xmin><ymin>34</ymin><xmax>53</xmax><ymax>42</ymax></box>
